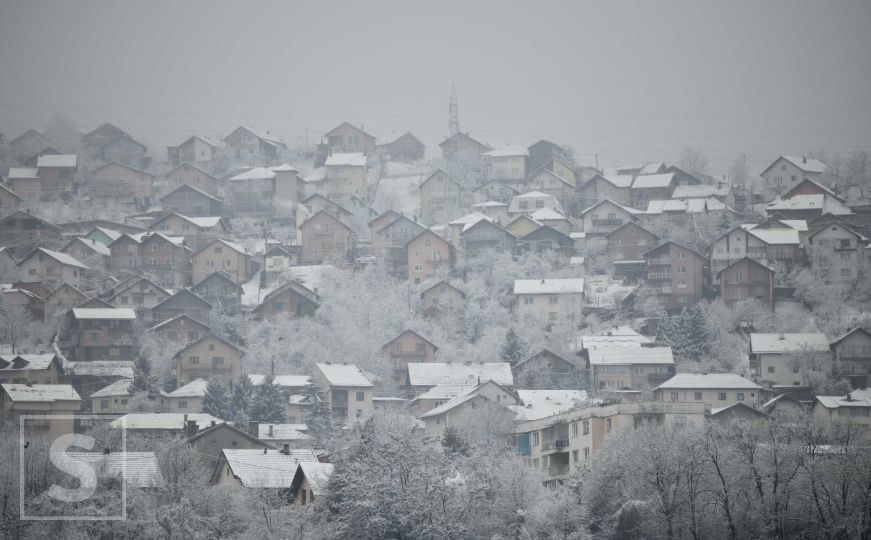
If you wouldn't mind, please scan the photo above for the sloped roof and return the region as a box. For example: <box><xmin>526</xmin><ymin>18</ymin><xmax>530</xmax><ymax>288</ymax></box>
<box><xmin>89</xmin><ymin>378</ymin><xmax>133</xmax><ymax>398</ymax></box>
<box><xmin>20</xmin><ymin>247</ymin><xmax>88</xmax><ymax>270</ymax></box>
<box><xmin>160</xmin><ymin>183</ymin><xmax>223</xmax><ymax>204</ymax></box>
<box><xmin>631</xmin><ymin>172</ymin><xmax>674</xmax><ymax>189</ymax></box>
<box><xmin>762</xmin><ymin>155</ymin><xmax>827</xmax><ymax>176</ymax></box>
<box><xmin>230</xmin><ymin>167</ymin><xmax>276</xmax><ymax>181</ymax></box>
<box><xmin>382</xmin><ymin>329</ymin><xmax>439</xmax><ymax>351</ymax></box>
<box><xmin>72</xmin><ymin>308</ymin><xmax>136</xmax><ymax>320</ymax></box>
<box><xmin>221</xmin><ymin>449</ymin><xmax>318</xmax><ymax>488</ymax></box>
<box><xmin>65</xmin><ymin>360</ymin><xmax>134</xmax><ymax>378</ymax></box>
<box><xmin>407</xmin><ymin>362</ymin><xmax>513</xmax><ymax>387</ymax></box>
<box><xmin>7</xmin><ymin>167</ymin><xmax>40</xmax><ymax>179</ymax></box>
<box><xmin>258</xmin><ymin>424</ymin><xmax>313</xmax><ymax>441</ymax></box>
<box><xmin>325</xmin><ymin>153</ymin><xmax>367</xmax><ymax>167</ymax></box>
<box><xmin>514</xmin><ymin>279</ymin><xmax>584</xmax><ymax>295</ymax></box>
<box><xmin>830</xmin><ymin>327</ymin><xmax>871</xmax><ymax>347</ymax></box>
<box><xmin>295</xmin><ymin>462</ymin><xmax>334</xmax><ymax>496</ymax></box>
<box><xmin>671</xmin><ymin>184</ymin><xmax>729</xmax><ymax>199</ymax></box>
<box><xmin>36</xmin><ymin>154</ymin><xmax>77</xmax><ymax>168</ymax></box>
<box><xmin>64</xmin><ymin>237</ymin><xmax>110</xmax><ymax>257</ymax></box>
<box><xmin>589</xmin><ymin>347</ymin><xmax>674</xmax><ymax>366</ymax></box>
<box><xmin>749</xmin><ymin>333</ymin><xmax>829</xmax><ymax>353</ymax></box>
<box><xmin>64</xmin><ymin>452</ymin><xmax>164</xmax><ymax>487</ymax></box>
<box><xmin>92</xmin><ymin>160</ymin><xmax>153</xmax><ymax>177</ymax></box>
<box><xmin>316</xmin><ymin>363</ymin><xmax>373</xmax><ymax>387</ymax></box>
<box><xmin>167</xmin><ymin>378</ymin><xmax>208</xmax><ymax>398</ymax></box>
<box><xmin>815</xmin><ymin>389</ymin><xmax>871</xmax><ymax>409</ymax></box>
<box><xmin>746</xmin><ymin>228</ymin><xmax>800</xmax><ymax>245</ymax></box>
<box><xmin>529</xmin><ymin>207</ymin><xmax>566</xmax><ymax>221</ymax></box>
<box><xmin>112</xmin><ymin>413</ymin><xmax>222</xmax><ymax>431</ymax></box>
<box><xmin>411</xmin><ymin>384</ymin><xmax>476</xmax><ymax>401</ymax></box>
<box><xmin>1</xmin><ymin>384</ymin><xmax>80</xmax><ymax>402</ymax></box>
<box><xmin>510</xmin><ymin>389</ymin><xmax>590</xmax><ymax>421</ymax></box>
<box><xmin>173</xmin><ymin>334</ymin><xmax>242</xmax><ymax>359</ymax></box>
<box><xmin>248</xmin><ymin>374</ymin><xmax>312</xmax><ymax>387</ymax></box>
<box><xmin>147</xmin><ymin>313</ymin><xmax>210</xmax><ymax>333</ymax></box>
<box><xmin>655</xmin><ymin>373</ymin><xmax>761</xmax><ymax>390</ymax></box>
<box><xmin>483</xmin><ymin>145</ymin><xmax>528</xmax><ymax>157</ymax></box>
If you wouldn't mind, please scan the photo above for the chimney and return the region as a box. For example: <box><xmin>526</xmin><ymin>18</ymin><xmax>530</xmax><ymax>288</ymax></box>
<box><xmin>186</xmin><ymin>420</ymin><xmax>199</xmax><ymax>438</ymax></box>
<box><xmin>263</xmin><ymin>447</ymin><xmax>267</xmax><ymax>454</ymax></box>
<box><xmin>248</xmin><ymin>420</ymin><xmax>260</xmax><ymax>438</ymax></box>
<box><xmin>541</xmin><ymin>279</ymin><xmax>545</xmax><ymax>284</ymax></box>
<box><xmin>103</xmin><ymin>448</ymin><xmax>110</xmax><ymax>455</ymax></box>
<box><xmin>778</xmin><ymin>334</ymin><xmax>785</xmax><ymax>340</ymax></box>
<box><xmin>803</xmin><ymin>156</ymin><xmax>807</xmax><ymax>164</ymax></box>
<box><xmin>281</xmin><ymin>443</ymin><xmax>290</xmax><ymax>455</ymax></box>
<box><xmin>269</xmin><ymin>424</ymin><xmax>273</xmax><ymax>436</ymax></box>
<box><xmin>845</xmin><ymin>393</ymin><xmax>853</xmax><ymax>402</ymax></box>
<box><xmin>211</xmin><ymin>420</ymin><xmax>216</xmax><ymax>427</ymax></box>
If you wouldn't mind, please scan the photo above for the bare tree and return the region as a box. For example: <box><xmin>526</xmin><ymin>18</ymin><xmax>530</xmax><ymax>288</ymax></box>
<box><xmin>679</xmin><ymin>146</ymin><xmax>710</xmax><ymax>178</ymax></box>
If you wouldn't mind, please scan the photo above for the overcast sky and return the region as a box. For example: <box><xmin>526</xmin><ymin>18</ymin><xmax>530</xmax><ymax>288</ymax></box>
<box><xmin>1</xmin><ymin>0</ymin><xmax>869</xmax><ymax>173</ymax></box>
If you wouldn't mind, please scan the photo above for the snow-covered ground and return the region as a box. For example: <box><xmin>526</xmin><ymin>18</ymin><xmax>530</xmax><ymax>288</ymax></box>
<box><xmin>369</xmin><ymin>161</ymin><xmax>432</xmax><ymax>217</ymax></box>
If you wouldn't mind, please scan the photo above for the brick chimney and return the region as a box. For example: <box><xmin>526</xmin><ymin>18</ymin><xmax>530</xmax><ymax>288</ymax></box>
<box><xmin>248</xmin><ymin>420</ymin><xmax>260</xmax><ymax>438</ymax></box>
<box><xmin>281</xmin><ymin>444</ymin><xmax>290</xmax><ymax>455</ymax></box>
<box><xmin>185</xmin><ymin>420</ymin><xmax>199</xmax><ymax>438</ymax></box>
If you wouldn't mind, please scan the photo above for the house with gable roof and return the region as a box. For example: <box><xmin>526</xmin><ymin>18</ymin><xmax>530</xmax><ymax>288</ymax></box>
<box><xmin>382</xmin><ymin>329</ymin><xmax>439</xmax><ymax>384</ymax></box>
<box><xmin>223</xmin><ymin>126</ymin><xmax>286</xmax><ymax>166</ymax></box>
<box><xmin>191</xmin><ymin>239</ymin><xmax>252</xmax><ymax>285</ymax></box>
<box><xmin>151</xmin><ymin>289</ymin><xmax>212</xmax><ymax>325</ymax></box>
<box><xmin>420</xmin><ymin>280</ymin><xmax>465</xmax><ymax>314</ymax></box>
<box><xmin>16</xmin><ymin>247</ymin><xmax>88</xmax><ymax>290</ymax></box>
<box><xmin>377</xmin><ymin>132</ymin><xmax>424</xmax><ymax>162</ymax></box>
<box><xmin>314</xmin><ymin>362</ymin><xmax>374</xmax><ymax>423</ymax></box>
<box><xmin>252</xmin><ymin>280</ymin><xmax>319</xmax><ymax>321</ymax></box>
<box><xmin>166</xmin><ymin>135</ymin><xmax>226</xmax><ymax>172</ymax></box>
<box><xmin>160</xmin><ymin>184</ymin><xmax>226</xmax><ymax>218</ymax></box>
<box><xmin>419</xmin><ymin>169</ymin><xmax>471</xmax><ymax>225</ymax></box>
<box><xmin>192</xmin><ymin>272</ymin><xmax>243</xmax><ymax>315</ymax></box>
<box><xmin>174</xmin><ymin>335</ymin><xmax>243</xmax><ymax>388</ymax></box>
<box><xmin>760</xmin><ymin>155</ymin><xmax>827</xmax><ymax>201</ymax></box>
<box><xmin>164</xmin><ymin>161</ymin><xmax>221</xmax><ymax>196</ymax></box>
<box><xmin>830</xmin><ymin>327</ymin><xmax>871</xmax><ymax>388</ymax></box>
<box><xmin>299</xmin><ymin>210</ymin><xmax>355</xmax><ymax>265</ymax></box>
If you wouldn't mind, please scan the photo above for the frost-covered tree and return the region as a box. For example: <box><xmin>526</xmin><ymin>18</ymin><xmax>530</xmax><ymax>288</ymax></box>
<box><xmin>231</xmin><ymin>373</ymin><xmax>255</xmax><ymax>425</ymax></box>
<box><xmin>129</xmin><ymin>353</ymin><xmax>159</xmax><ymax>395</ymax></box>
<box><xmin>500</xmin><ymin>327</ymin><xmax>526</xmax><ymax>365</ymax></box>
<box><xmin>202</xmin><ymin>377</ymin><xmax>232</xmax><ymax>420</ymax></box>
<box><xmin>248</xmin><ymin>374</ymin><xmax>286</xmax><ymax>423</ymax></box>
<box><xmin>658</xmin><ymin>305</ymin><xmax>711</xmax><ymax>365</ymax></box>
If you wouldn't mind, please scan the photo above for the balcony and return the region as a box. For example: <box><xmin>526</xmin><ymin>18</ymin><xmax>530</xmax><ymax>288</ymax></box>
<box><xmin>648</xmin><ymin>272</ymin><xmax>671</xmax><ymax>280</ymax></box>
<box><xmin>541</xmin><ymin>438</ymin><xmax>570</xmax><ymax>454</ymax></box>
<box><xmin>591</xmin><ymin>219</ymin><xmax>623</xmax><ymax>227</ymax></box>
<box><xmin>548</xmin><ymin>463</ymin><xmax>570</xmax><ymax>477</ymax></box>
<box><xmin>647</xmin><ymin>258</ymin><xmax>671</xmax><ymax>266</ymax></box>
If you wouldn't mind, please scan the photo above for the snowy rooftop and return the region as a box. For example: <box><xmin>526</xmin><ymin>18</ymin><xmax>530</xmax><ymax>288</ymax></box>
<box><xmin>296</xmin><ymin>462</ymin><xmax>334</xmax><ymax>496</ymax></box>
<box><xmin>471</xmin><ymin>200</ymin><xmax>508</xmax><ymax>208</ymax></box>
<box><xmin>72</xmin><ymin>308</ymin><xmax>136</xmax><ymax>320</ymax></box>
<box><xmin>167</xmin><ymin>378</ymin><xmax>208</xmax><ymax>398</ymax></box>
<box><xmin>767</xmin><ymin>194</ymin><xmax>851</xmax><ymax>214</ymax></box>
<box><xmin>589</xmin><ymin>347</ymin><xmax>674</xmax><ymax>366</ymax></box>
<box><xmin>529</xmin><ymin>207</ymin><xmax>566</xmax><ymax>221</ymax></box>
<box><xmin>33</xmin><ymin>247</ymin><xmax>89</xmax><ymax>269</ymax></box>
<box><xmin>178</xmin><ymin>215</ymin><xmax>224</xmax><ymax>228</ymax></box>
<box><xmin>671</xmin><ymin>184</ymin><xmax>729</xmax><ymax>199</ymax></box>
<box><xmin>66</xmin><ymin>360</ymin><xmax>134</xmax><ymax>378</ymax></box>
<box><xmin>89</xmin><ymin>379</ymin><xmax>133</xmax><ymax>398</ymax></box>
<box><xmin>248</xmin><ymin>374</ymin><xmax>312</xmax><ymax>387</ymax></box>
<box><xmin>64</xmin><ymin>452</ymin><xmax>164</xmax><ymax>488</ymax></box>
<box><xmin>222</xmin><ymin>449</ymin><xmax>318</xmax><ymax>488</ymax></box>
<box><xmin>325</xmin><ymin>152</ymin><xmax>367</xmax><ymax>167</ymax></box>
<box><xmin>419</xmin><ymin>391</ymin><xmax>484</xmax><ymax>418</ymax></box>
<box><xmin>656</xmin><ymin>373</ymin><xmax>761</xmax><ymax>390</ymax></box>
<box><xmin>578</xmin><ymin>326</ymin><xmax>654</xmax><ymax>351</ymax></box>
<box><xmin>69</xmin><ymin>237</ymin><xmax>110</xmax><ymax>256</ymax></box>
<box><xmin>270</xmin><ymin>163</ymin><xmax>299</xmax><ymax>172</ymax></box>
<box><xmin>257</xmin><ymin>423</ymin><xmax>313</xmax><ymax>441</ymax></box>
<box><xmin>7</xmin><ymin>167</ymin><xmax>39</xmax><ymax>179</ymax></box>
<box><xmin>511</xmin><ymin>389</ymin><xmax>590</xmax><ymax>421</ymax></box>
<box><xmin>1</xmin><ymin>384</ymin><xmax>80</xmax><ymax>402</ymax></box>
<box><xmin>407</xmin><ymin>362</ymin><xmax>513</xmax><ymax>387</ymax></box>
<box><xmin>411</xmin><ymin>384</ymin><xmax>476</xmax><ymax>401</ymax></box>
<box><xmin>747</xmin><ymin>228</ymin><xmax>800</xmax><ymax>245</ymax></box>
<box><xmin>0</xmin><ymin>353</ymin><xmax>56</xmax><ymax>371</ymax></box>
<box><xmin>631</xmin><ymin>173</ymin><xmax>674</xmax><ymax>189</ymax></box>
<box><xmin>816</xmin><ymin>389</ymin><xmax>871</xmax><ymax>409</ymax></box>
<box><xmin>482</xmin><ymin>145</ymin><xmax>529</xmax><ymax>157</ymax></box>
<box><xmin>316</xmin><ymin>363</ymin><xmax>373</xmax><ymax>387</ymax></box>
<box><xmin>514</xmin><ymin>279</ymin><xmax>584</xmax><ymax>295</ymax></box>
<box><xmin>749</xmin><ymin>333</ymin><xmax>829</xmax><ymax>353</ymax></box>
<box><xmin>111</xmin><ymin>413</ymin><xmax>223</xmax><ymax>431</ymax></box>
<box><xmin>601</xmin><ymin>173</ymin><xmax>634</xmax><ymax>188</ymax></box>
<box><xmin>779</xmin><ymin>156</ymin><xmax>827</xmax><ymax>174</ymax></box>
<box><xmin>37</xmin><ymin>154</ymin><xmax>77</xmax><ymax>168</ymax></box>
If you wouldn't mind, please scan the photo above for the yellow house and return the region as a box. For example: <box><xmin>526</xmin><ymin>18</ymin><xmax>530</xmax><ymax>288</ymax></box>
<box><xmin>406</xmin><ymin>229</ymin><xmax>453</xmax><ymax>284</ymax></box>
<box><xmin>505</xmin><ymin>215</ymin><xmax>541</xmax><ymax>238</ymax></box>
<box><xmin>191</xmin><ymin>239</ymin><xmax>252</xmax><ymax>285</ymax></box>
<box><xmin>174</xmin><ymin>335</ymin><xmax>243</xmax><ymax>388</ymax></box>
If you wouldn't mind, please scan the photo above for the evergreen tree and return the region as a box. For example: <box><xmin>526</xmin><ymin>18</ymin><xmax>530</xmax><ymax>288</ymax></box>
<box><xmin>717</xmin><ymin>211</ymin><xmax>732</xmax><ymax>235</ymax></box>
<box><xmin>162</xmin><ymin>370</ymin><xmax>178</xmax><ymax>393</ymax></box>
<box><xmin>202</xmin><ymin>377</ymin><xmax>232</xmax><ymax>420</ymax></box>
<box><xmin>304</xmin><ymin>382</ymin><xmax>334</xmax><ymax>442</ymax></box>
<box><xmin>230</xmin><ymin>373</ymin><xmax>255</xmax><ymax>424</ymax></box>
<box><xmin>442</xmin><ymin>426</ymin><xmax>470</xmax><ymax>456</ymax></box>
<box><xmin>248</xmin><ymin>374</ymin><xmax>287</xmax><ymax>423</ymax></box>
<box><xmin>500</xmin><ymin>327</ymin><xmax>526</xmax><ymax>365</ymax></box>
<box><xmin>130</xmin><ymin>354</ymin><xmax>158</xmax><ymax>395</ymax></box>
<box><xmin>659</xmin><ymin>306</ymin><xmax>711</xmax><ymax>363</ymax></box>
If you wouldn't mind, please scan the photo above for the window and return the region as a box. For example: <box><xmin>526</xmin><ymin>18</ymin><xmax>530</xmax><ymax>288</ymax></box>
<box><xmin>583</xmin><ymin>447</ymin><xmax>590</xmax><ymax>460</ymax></box>
<box><xmin>582</xmin><ymin>420</ymin><xmax>589</xmax><ymax>434</ymax></box>
<box><xmin>533</xmin><ymin>432</ymin><xmax>540</xmax><ymax>446</ymax></box>
<box><xmin>213</xmin><ymin>357</ymin><xmax>224</xmax><ymax>365</ymax></box>
<box><xmin>718</xmin><ymin>392</ymin><xmax>726</xmax><ymax>401</ymax></box>
<box><xmin>548</xmin><ymin>295</ymin><xmax>558</xmax><ymax>305</ymax></box>
<box><xmin>524</xmin><ymin>297</ymin><xmax>533</xmax><ymax>305</ymax></box>
<box><xmin>694</xmin><ymin>392</ymin><xmax>702</xmax><ymax>400</ymax></box>
<box><xmin>356</xmin><ymin>409</ymin><xmax>362</xmax><ymax>418</ymax></box>
<box><xmin>571</xmin><ymin>422</ymin><xmax>578</xmax><ymax>438</ymax></box>
<box><xmin>670</xmin><ymin>392</ymin><xmax>679</xmax><ymax>402</ymax></box>
<box><xmin>100</xmin><ymin>399</ymin><xmax>109</xmax><ymax>410</ymax></box>
<box><xmin>767</xmin><ymin>366</ymin><xmax>775</xmax><ymax>373</ymax></box>
<box><xmin>572</xmin><ymin>449</ymin><xmax>579</xmax><ymax>463</ymax></box>
<box><xmin>189</xmin><ymin>356</ymin><xmax>199</xmax><ymax>364</ymax></box>
<box><xmin>606</xmin><ymin>419</ymin><xmax>612</xmax><ymax>432</ymax></box>
<box><xmin>356</xmin><ymin>391</ymin><xmax>365</xmax><ymax>401</ymax></box>
<box><xmin>178</xmin><ymin>400</ymin><xmax>188</xmax><ymax>409</ymax></box>
<box><xmin>737</xmin><ymin>392</ymin><xmax>745</xmax><ymax>401</ymax></box>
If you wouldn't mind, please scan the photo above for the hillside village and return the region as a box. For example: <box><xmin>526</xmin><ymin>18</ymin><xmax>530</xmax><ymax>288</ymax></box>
<box><xmin>1</xmin><ymin>119</ymin><xmax>871</xmax><ymax>538</ymax></box>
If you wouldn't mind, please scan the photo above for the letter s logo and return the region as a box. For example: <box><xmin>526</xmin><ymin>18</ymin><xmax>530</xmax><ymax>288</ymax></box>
<box><xmin>47</xmin><ymin>433</ymin><xmax>98</xmax><ymax>503</ymax></box>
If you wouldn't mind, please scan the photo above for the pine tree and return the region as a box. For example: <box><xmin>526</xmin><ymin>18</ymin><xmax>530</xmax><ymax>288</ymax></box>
<box><xmin>500</xmin><ymin>327</ymin><xmax>526</xmax><ymax>365</ymax></box>
<box><xmin>130</xmin><ymin>354</ymin><xmax>158</xmax><ymax>395</ymax></box>
<box><xmin>248</xmin><ymin>374</ymin><xmax>287</xmax><ymax>423</ymax></box>
<box><xmin>202</xmin><ymin>377</ymin><xmax>232</xmax><ymax>420</ymax></box>
<box><xmin>305</xmin><ymin>382</ymin><xmax>334</xmax><ymax>442</ymax></box>
<box><xmin>231</xmin><ymin>373</ymin><xmax>255</xmax><ymax>424</ymax></box>
<box><xmin>659</xmin><ymin>306</ymin><xmax>710</xmax><ymax>364</ymax></box>
<box><xmin>717</xmin><ymin>211</ymin><xmax>732</xmax><ymax>235</ymax></box>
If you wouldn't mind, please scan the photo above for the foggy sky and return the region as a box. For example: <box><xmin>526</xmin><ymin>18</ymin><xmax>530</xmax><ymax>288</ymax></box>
<box><xmin>1</xmin><ymin>0</ymin><xmax>870</xmax><ymax>173</ymax></box>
